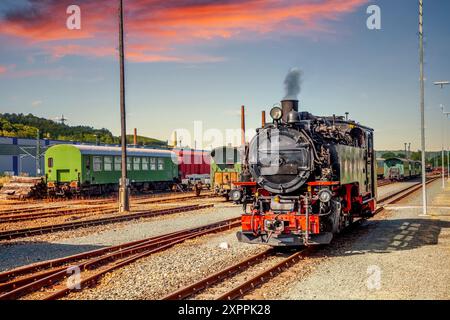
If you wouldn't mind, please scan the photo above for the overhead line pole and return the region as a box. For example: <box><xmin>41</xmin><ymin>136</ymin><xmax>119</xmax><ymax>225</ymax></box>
<box><xmin>118</xmin><ymin>0</ymin><xmax>130</xmax><ymax>212</ymax></box>
<box><xmin>418</xmin><ymin>0</ymin><xmax>427</xmax><ymax>216</ymax></box>
<box><xmin>36</xmin><ymin>129</ymin><xmax>41</xmax><ymax>176</ymax></box>
<box><xmin>441</xmin><ymin>105</ymin><xmax>445</xmax><ymax>189</ymax></box>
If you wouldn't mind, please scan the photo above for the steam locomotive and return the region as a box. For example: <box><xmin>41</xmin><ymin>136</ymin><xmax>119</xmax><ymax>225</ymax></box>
<box><xmin>235</xmin><ymin>99</ymin><xmax>377</xmax><ymax>246</ymax></box>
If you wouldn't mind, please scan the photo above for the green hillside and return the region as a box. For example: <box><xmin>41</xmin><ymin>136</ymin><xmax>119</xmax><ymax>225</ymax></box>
<box><xmin>0</xmin><ymin>113</ymin><xmax>167</xmax><ymax>147</ymax></box>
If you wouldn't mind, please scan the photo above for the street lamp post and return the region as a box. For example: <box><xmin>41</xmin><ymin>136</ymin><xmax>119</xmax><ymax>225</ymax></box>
<box><xmin>440</xmin><ymin>105</ymin><xmax>445</xmax><ymax>189</ymax></box>
<box><xmin>408</xmin><ymin>143</ymin><xmax>411</xmax><ymax>160</ymax></box>
<box><xmin>418</xmin><ymin>0</ymin><xmax>427</xmax><ymax>216</ymax></box>
<box><xmin>444</xmin><ymin>112</ymin><xmax>450</xmax><ymax>181</ymax></box>
<box><xmin>434</xmin><ymin>80</ymin><xmax>450</xmax><ymax>189</ymax></box>
<box><xmin>118</xmin><ymin>0</ymin><xmax>130</xmax><ymax>212</ymax></box>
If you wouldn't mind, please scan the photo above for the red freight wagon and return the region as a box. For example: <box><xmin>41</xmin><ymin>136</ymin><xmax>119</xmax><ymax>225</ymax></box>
<box><xmin>174</xmin><ymin>149</ymin><xmax>211</xmax><ymax>179</ymax></box>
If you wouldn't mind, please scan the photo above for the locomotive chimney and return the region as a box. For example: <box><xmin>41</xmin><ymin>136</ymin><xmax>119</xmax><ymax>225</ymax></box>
<box><xmin>281</xmin><ymin>99</ymin><xmax>299</xmax><ymax>123</ymax></box>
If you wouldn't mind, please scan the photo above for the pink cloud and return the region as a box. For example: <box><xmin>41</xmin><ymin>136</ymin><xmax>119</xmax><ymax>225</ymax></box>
<box><xmin>0</xmin><ymin>0</ymin><xmax>368</xmax><ymax>63</ymax></box>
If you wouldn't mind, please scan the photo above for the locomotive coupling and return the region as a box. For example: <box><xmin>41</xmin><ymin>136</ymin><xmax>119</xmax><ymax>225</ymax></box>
<box><xmin>264</xmin><ymin>219</ymin><xmax>284</xmax><ymax>233</ymax></box>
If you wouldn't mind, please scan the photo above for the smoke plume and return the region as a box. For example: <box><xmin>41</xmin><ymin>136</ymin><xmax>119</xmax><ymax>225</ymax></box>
<box><xmin>283</xmin><ymin>68</ymin><xmax>302</xmax><ymax>100</ymax></box>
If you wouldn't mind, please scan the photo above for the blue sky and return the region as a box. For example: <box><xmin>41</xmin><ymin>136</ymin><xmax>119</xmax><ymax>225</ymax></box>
<box><xmin>0</xmin><ymin>0</ymin><xmax>449</xmax><ymax>151</ymax></box>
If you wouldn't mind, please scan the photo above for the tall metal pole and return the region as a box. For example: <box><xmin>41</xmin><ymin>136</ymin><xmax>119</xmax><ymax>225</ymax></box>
<box><xmin>447</xmin><ymin>114</ymin><xmax>450</xmax><ymax>181</ymax></box>
<box><xmin>118</xmin><ymin>0</ymin><xmax>130</xmax><ymax>212</ymax></box>
<box><xmin>36</xmin><ymin>129</ymin><xmax>40</xmax><ymax>176</ymax></box>
<box><xmin>419</xmin><ymin>0</ymin><xmax>427</xmax><ymax>216</ymax></box>
<box><xmin>434</xmin><ymin>83</ymin><xmax>450</xmax><ymax>182</ymax></box>
<box><xmin>441</xmin><ymin>105</ymin><xmax>445</xmax><ymax>189</ymax></box>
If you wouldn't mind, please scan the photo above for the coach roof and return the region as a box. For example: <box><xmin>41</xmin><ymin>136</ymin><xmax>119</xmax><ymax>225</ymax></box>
<box><xmin>49</xmin><ymin>144</ymin><xmax>175</xmax><ymax>158</ymax></box>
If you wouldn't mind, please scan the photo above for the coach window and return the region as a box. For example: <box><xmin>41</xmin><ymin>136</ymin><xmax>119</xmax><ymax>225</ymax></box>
<box><xmin>133</xmin><ymin>157</ymin><xmax>141</xmax><ymax>171</ymax></box>
<box><xmin>142</xmin><ymin>157</ymin><xmax>149</xmax><ymax>170</ymax></box>
<box><xmin>157</xmin><ymin>158</ymin><xmax>164</xmax><ymax>170</ymax></box>
<box><xmin>114</xmin><ymin>156</ymin><xmax>121</xmax><ymax>171</ymax></box>
<box><xmin>127</xmin><ymin>157</ymin><xmax>132</xmax><ymax>170</ymax></box>
<box><xmin>93</xmin><ymin>156</ymin><xmax>103</xmax><ymax>172</ymax></box>
<box><xmin>48</xmin><ymin>158</ymin><xmax>53</xmax><ymax>168</ymax></box>
<box><xmin>104</xmin><ymin>156</ymin><xmax>113</xmax><ymax>171</ymax></box>
<box><xmin>150</xmin><ymin>158</ymin><xmax>156</xmax><ymax>170</ymax></box>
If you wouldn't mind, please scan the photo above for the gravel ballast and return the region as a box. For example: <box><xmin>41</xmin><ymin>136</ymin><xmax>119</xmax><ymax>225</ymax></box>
<box><xmin>0</xmin><ymin>204</ymin><xmax>239</xmax><ymax>272</ymax></box>
<box><xmin>64</xmin><ymin>231</ymin><xmax>267</xmax><ymax>300</ymax></box>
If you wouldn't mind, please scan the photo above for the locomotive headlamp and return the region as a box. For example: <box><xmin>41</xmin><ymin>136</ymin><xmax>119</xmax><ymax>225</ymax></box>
<box><xmin>229</xmin><ymin>189</ymin><xmax>242</xmax><ymax>202</ymax></box>
<box><xmin>318</xmin><ymin>189</ymin><xmax>332</xmax><ymax>203</ymax></box>
<box><xmin>270</xmin><ymin>107</ymin><xmax>283</xmax><ymax>121</ymax></box>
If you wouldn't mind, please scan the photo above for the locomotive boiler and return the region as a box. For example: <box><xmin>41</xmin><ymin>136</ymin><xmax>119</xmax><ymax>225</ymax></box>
<box><xmin>236</xmin><ymin>99</ymin><xmax>377</xmax><ymax>246</ymax></box>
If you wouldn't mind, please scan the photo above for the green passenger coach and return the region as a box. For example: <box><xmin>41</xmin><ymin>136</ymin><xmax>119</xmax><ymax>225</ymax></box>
<box><xmin>45</xmin><ymin>144</ymin><xmax>178</xmax><ymax>196</ymax></box>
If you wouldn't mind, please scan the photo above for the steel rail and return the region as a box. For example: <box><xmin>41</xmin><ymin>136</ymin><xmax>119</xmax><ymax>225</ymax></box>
<box><xmin>164</xmin><ymin>177</ymin><xmax>439</xmax><ymax>301</ymax></box>
<box><xmin>0</xmin><ymin>193</ymin><xmax>215</xmax><ymax>223</ymax></box>
<box><xmin>0</xmin><ymin>178</ymin><xmax>438</xmax><ymax>300</ymax></box>
<box><xmin>0</xmin><ymin>191</ymin><xmax>212</xmax><ymax>216</ymax></box>
<box><xmin>0</xmin><ymin>218</ymin><xmax>240</xmax><ymax>300</ymax></box>
<box><xmin>0</xmin><ymin>217</ymin><xmax>239</xmax><ymax>284</ymax></box>
<box><xmin>215</xmin><ymin>248</ymin><xmax>313</xmax><ymax>300</ymax></box>
<box><xmin>162</xmin><ymin>249</ymin><xmax>275</xmax><ymax>300</ymax></box>
<box><xmin>0</xmin><ymin>204</ymin><xmax>214</xmax><ymax>241</ymax></box>
<box><xmin>0</xmin><ymin>193</ymin><xmax>213</xmax><ymax>218</ymax></box>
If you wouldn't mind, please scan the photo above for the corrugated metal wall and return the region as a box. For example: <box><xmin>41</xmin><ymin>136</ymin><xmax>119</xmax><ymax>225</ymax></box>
<box><xmin>0</xmin><ymin>137</ymin><xmax>78</xmax><ymax>176</ymax></box>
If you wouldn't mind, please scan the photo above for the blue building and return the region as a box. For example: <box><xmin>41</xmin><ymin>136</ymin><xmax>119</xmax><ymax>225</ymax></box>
<box><xmin>0</xmin><ymin>136</ymin><xmax>100</xmax><ymax>177</ymax></box>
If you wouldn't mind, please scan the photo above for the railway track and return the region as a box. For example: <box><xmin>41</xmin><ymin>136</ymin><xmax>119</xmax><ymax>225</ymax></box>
<box><xmin>0</xmin><ymin>193</ymin><xmax>216</xmax><ymax>224</ymax></box>
<box><xmin>0</xmin><ymin>178</ymin><xmax>438</xmax><ymax>300</ymax></box>
<box><xmin>162</xmin><ymin>177</ymin><xmax>438</xmax><ymax>301</ymax></box>
<box><xmin>0</xmin><ymin>191</ymin><xmax>212</xmax><ymax>216</ymax></box>
<box><xmin>0</xmin><ymin>217</ymin><xmax>240</xmax><ymax>300</ymax></box>
<box><xmin>0</xmin><ymin>204</ymin><xmax>214</xmax><ymax>241</ymax></box>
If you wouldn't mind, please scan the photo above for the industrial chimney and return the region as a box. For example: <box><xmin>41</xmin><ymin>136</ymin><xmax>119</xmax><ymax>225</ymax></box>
<box><xmin>241</xmin><ymin>105</ymin><xmax>246</xmax><ymax>146</ymax></box>
<box><xmin>133</xmin><ymin>128</ymin><xmax>137</xmax><ymax>146</ymax></box>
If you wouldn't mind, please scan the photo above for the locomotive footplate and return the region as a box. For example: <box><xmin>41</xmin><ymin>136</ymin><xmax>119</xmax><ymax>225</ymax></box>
<box><xmin>236</xmin><ymin>231</ymin><xmax>333</xmax><ymax>246</ymax></box>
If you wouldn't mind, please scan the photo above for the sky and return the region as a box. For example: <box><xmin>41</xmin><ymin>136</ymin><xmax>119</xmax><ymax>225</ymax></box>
<box><xmin>0</xmin><ymin>0</ymin><xmax>449</xmax><ymax>151</ymax></box>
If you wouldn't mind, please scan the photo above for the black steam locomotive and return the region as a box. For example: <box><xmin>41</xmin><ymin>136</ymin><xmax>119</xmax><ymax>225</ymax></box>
<box><xmin>235</xmin><ymin>99</ymin><xmax>377</xmax><ymax>246</ymax></box>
